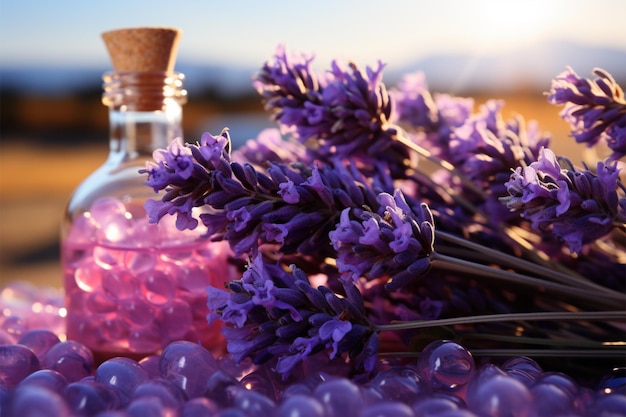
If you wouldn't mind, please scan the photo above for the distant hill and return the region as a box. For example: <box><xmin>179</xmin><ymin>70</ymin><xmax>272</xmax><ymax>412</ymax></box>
<box><xmin>1</xmin><ymin>40</ymin><xmax>624</xmax><ymax>96</ymax></box>
<box><xmin>388</xmin><ymin>40</ymin><xmax>626</xmax><ymax>94</ymax></box>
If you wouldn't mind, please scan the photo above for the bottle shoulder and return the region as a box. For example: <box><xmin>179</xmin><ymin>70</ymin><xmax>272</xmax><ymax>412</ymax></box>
<box><xmin>65</xmin><ymin>157</ymin><xmax>157</xmax><ymax>218</ymax></box>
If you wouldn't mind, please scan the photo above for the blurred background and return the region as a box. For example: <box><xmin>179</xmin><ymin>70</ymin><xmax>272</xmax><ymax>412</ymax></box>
<box><xmin>1</xmin><ymin>0</ymin><xmax>625</xmax><ymax>289</ymax></box>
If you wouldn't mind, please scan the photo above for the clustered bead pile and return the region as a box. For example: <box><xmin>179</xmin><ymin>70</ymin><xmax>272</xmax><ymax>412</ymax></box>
<box><xmin>1</xmin><ymin>294</ymin><xmax>625</xmax><ymax>417</ymax></box>
<box><xmin>63</xmin><ymin>197</ymin><xmax>231</xmax><ymax>356</ymax></box>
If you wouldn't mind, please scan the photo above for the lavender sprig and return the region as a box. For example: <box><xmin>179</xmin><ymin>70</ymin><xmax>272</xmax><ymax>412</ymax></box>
<box><xmin>142</xmin><ymin>129</ymin><xmax>381</xmax><ymax>258</ymax></box>
<box><xmin>254</xmin><ymin>45</ymin><xmax>411</xmax><ymax>174</ymax></box>
<box><xmin>207</xmin><ymin>253</ymin><xmax>378</xmax><ymax>378</ymax></box>
<box><xmin>501</xmin><ymin>147</ymin><xmax>626</xmax><ymax>254</ymax></box>
<box><xmin>548</xmin><ymin>66</ymin><xmax>626</xmax><ymax>161</ymax></box>
<box><xmin>330</xmin><ymin>190</ymin><xmax>434</xmax><ymax>291</ymax></box>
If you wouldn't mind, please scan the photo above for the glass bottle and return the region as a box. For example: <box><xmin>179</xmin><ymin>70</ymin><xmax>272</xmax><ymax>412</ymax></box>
<box><xmin>61</xmin><ymin>28</ymin><xmax>228</xmax><ymax>360</ymax></box>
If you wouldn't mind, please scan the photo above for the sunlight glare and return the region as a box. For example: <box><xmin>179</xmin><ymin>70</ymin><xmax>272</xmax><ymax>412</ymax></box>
<box><xmin>470</xmin><ymin>0</ymin><xmax>558</xmax><ymax>52</ymax></box>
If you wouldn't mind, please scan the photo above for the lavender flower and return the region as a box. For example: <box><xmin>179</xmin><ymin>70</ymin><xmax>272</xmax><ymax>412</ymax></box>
<box><xmin>330</xmin><ymin>190</ymin><xmax>435</xmax><ymax>290</ymax></box>
<box><xmin>548</xmin><ymin>67</ymin><xmax>626</xmax><ymax>161</ymax></box>
<box><xmin>501</xmin><ymin>147</ymin><xmax>625</xmax><ymax>253</ymax></box>
<box><xmin>142</xmin><ymin>129</ymin><xmax>385</xmax><ymax>258</ymax></box>
<box><xmin>391</xmin><ymin>71</ymin><xmax>474</xmax><ymax>160</ymax></box>
<box><xmin>254</xmin><ymin>45</ymin><xmax>409</xmax><ymax>170</ymax></box>
<box><xmin>448</xmin><ymin>101</ymin><xmax>551</xmax><ymax>225</ymax></box>
<box><xmin>207</xmin><ymin>253</ymin><xmax>377</xmax><ymax>378</ymax></box>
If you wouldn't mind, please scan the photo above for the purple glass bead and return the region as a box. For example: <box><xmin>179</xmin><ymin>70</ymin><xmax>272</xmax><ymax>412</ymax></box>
<box><xmin>126</xmin><ymin>397</ymin><xmax>166</xmax><ymax>417</ymax></box>
<box><xmin>371</xmin><ymin>366</ymin><xmax>428</xmax><ymax>404</ymax></box>
<box><xmin>276</xmin><ymin>394</ymin><xmax>326</xmax><ymax>417</ymax></box>
<box><xmin>205</xmin><ymin>369</ymin><xmax>240</xmax><ymax>407</ymax></box>
<box><xmin>588</xmin><ymin>393</ymin><xmax>626</xmax><ymax>417</ymax></box>
<box><xmin>466</xmin><ymin>374</ymin><xmax>532</xmax><ymax>417</ymax></box>
<box><xmin>42</xmin><ymin>340</ymin><xmax>94</xmax><ymax>382</ymax></box>
<box><xmin>360</xmin><ymin>385</ymin><xmax>385</xmax><ymax>405</ymax></box>
<box><xmin>138</xmin><ymin>354</ymin><xmax>161</xmax><ymax>378</ymax></box>
<box><xmin>597</xmin><ymin>367</ymin><xmax>626</xmax><ymax>396</ymax></box>
<box><xmin>239</xmin><ymin>370</ymin><xmax>277</xmax><ymax>400</ymax></box>
<box><xmin>64</xmin><ymin>380</ymin><xmax>121</xmax><ymax>416</ymax></box>
<box><xmin>281</xmin><ymin>382</ymin><xmax>314</xmax><ymax>399</ymax></box>
<box><xmin>533</xmin><ymin>371</ymin><xmax>578</xmax><ymax>399</ymax></box>
<box><xmin>9</xmin><ymin>386</ymin><xmax>71</xmax><ymax>417</ymax></box>
<box><xmin>529</xmin><ymin>382</ymin><xmax>574</xmax><ymax>417</ymax></box>
<box><xmin>417</xmin><ymin>340</ymin><xmax>475</xmax><ymax>392</ymax></box>
<box><xmin>412</xmin><ymin>394</ymin><xmax>462</xmax><ymax>416</ymax></box>
<box><xmin>18</xmin><ymin>329</ymin><xmax>61</xmax><ymax>361</ymax></box>
<box><xmin>501</xmin><ymin>356</ymin><xmax>542</xmax><ymax>387</ymax></box>
<box><xmin>0</xmin><ymin>344</ymin><xmax>40</xmax><ymax>388</ymax></box>
<box><xmin>313</xmin><ymin>377</ymin><xmax>364</xmax><ymax>417</ymax></box>
<box><xmin>231</xmin><ymin>386</ymin><xmax>277</xmax><ymax>415</ymax></box>
<box><xmin>180</xmin><ymin>397</ymin><xmax>220</xmax><ymax>417</ymax></box>
<box><xmin>358</xmin><ymin>401</ymin><xmax>415</xmax><ymax>417</ymax></box>
<box><xmin>95</xmin><ymin>357</ymin><xmax>149</xmax><ymax>406</ymax></box>
<box><xmin>465</xmin><ymin>364</ymin><xmax>508</xmax><ymax>402</ymax></box>
<box><xmin>132</xmin><ymin>378</ymin><xmax>185</xmax><ymax>409</ymax></box>
<box><xmin>16</xmin><ymin>369</ymin><xmax>67</xmax><ymax>393</ymax></box>
<box><xmin>159</xmin><ymin>341</ymin><xmax>219</xmax><ymax>399</ymax></box>
<box><xmin>501</xmin><ymin>356</ymin><xmax>542</xmax><ymax>377</ymax></box>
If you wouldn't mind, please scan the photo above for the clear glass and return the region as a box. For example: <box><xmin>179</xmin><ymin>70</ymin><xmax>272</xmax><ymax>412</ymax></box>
<box><xmin>61</xmin><ymin>71</ymin><xmax>228</xmax><ymax>361</ymax></box>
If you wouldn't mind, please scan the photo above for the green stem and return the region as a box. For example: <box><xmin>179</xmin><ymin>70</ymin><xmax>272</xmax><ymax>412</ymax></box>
<box><xmin>459</xmin><ymin>333</ymin><xmax>622</xmax><ymax>348</ymax></box>
<box><xmin>430</xmin><ymin>252</ymin><xmax>625</xmax><ymax>309</ymax></box>
<box><xmin>435</xmin><ymin>230</ymin><xmax>620</xmax><ymax>296</ymax></box>
<box><xmin>374</xmin><ymin>311</ymin><xmax>626</xmax><ymax>332</ymax></box>
<box><xmin>396</xmin><ymin>133</ymin><xmax>487</xmax><ymax>198</ymax></box>
<box><xmin>379</xmin><ymin>349</ymin><xmax>625</xmax><ymax>358</ymax></box>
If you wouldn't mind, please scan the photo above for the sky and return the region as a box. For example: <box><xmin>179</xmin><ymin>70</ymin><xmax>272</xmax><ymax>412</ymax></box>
<box><xmin>1</xmin><ymin>0</ymin><xmax>625</xmax><ymax>72</ymax></box>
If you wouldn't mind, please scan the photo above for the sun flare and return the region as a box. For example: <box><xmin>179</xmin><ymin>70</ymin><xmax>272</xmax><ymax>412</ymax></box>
<box><xmin>470</xmin><ymin>0</ymin><xmax>558</xmax><ymax>51</ymax></box>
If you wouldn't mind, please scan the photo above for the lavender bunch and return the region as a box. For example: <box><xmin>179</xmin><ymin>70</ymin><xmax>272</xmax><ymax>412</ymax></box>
<box><xmin>143</xmin><ymin>48</ymin><xmax>626</xmax><ymax>380</ymax></box>
<box><xmin>548</xmin><ymin>67</ymin><xmax>626</xmax><ymax>161</ymax></box>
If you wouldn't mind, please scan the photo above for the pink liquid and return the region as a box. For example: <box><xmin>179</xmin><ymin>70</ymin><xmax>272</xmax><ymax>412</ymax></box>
<box><xmin>62</xmin><ymin>197</ymin><xmax>231</xmax><ymax>358</ymax></box>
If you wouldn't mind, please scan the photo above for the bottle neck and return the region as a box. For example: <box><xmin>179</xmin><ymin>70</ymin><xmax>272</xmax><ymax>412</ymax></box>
<box><xmin>102</xmin><ymin>71</ymin><xmax>187</xmax><ymax>158</ymax></box>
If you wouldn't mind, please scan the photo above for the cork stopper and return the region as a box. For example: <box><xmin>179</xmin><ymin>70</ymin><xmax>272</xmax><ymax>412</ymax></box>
<box><xmin>101</xmin><ymin>27</ymin><xmax>182</xmax><ymax>73</ymax></box>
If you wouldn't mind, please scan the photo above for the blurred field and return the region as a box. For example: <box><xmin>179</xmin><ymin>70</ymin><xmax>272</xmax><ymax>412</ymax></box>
<box><xmin>0</xmin><ymin>92</ymin><xmax>587</xmax><ymax>290</ymax></box>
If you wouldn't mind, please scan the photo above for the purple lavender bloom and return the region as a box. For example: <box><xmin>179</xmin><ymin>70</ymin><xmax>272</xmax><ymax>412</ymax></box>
<box><xmin>390</xmin><ymin>71</ymin><xmax>474</xmax><ymax>160</ymax></box>
<box><xmin>254</xmin><ymin>45</ymin><xmax>409</xmax><ymax>172</ymax></box>
<box><xmin>207</xmin><ymin>254</ymin><xmax>376</xmax><ymax>378</ymax></box>
<box><xmin>142</xmin><ymin>129</ymin><xmax>384</xmax><ymax>259</ymax></box>
<box><xmin>447</xmin><ymin>101</ymin><xmax>551</xmax><ymax>226</ymax></box>
<box><xmin>548</xmin><ymin>67</ymin><xmax>626</xmax><ymax>161</ymax></box>
<box><xmin>502</xmin><ymin>147</ymin><xmax>626</xmax><ymax>253</ymax></box>
<box><xmin>330</xmin><ymin>190</ymin><xmax>435</xmax><ymax>290</ymax></box>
